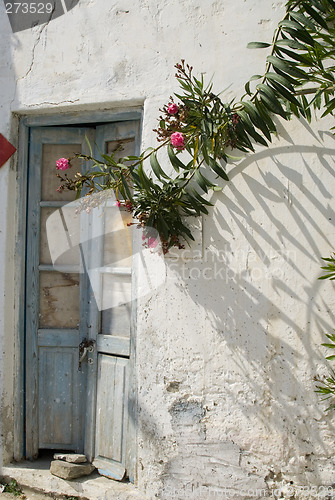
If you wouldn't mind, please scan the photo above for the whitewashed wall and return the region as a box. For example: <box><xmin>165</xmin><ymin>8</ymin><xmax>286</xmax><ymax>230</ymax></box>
<box><xmin>1</xmin><ymin>0</ymin><xmax>335</xmax><ymax>498</ymax></box>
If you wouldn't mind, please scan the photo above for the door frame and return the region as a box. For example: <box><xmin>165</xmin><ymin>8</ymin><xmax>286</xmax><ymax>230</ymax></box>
<box><xmin>14</xmin><ymin>107</ymin><xmax>142</xmax><ymax>479</ymax></box>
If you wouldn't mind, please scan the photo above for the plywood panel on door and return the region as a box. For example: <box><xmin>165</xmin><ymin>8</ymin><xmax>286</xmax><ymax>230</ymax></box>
<box><xmin>93</xmin><ymin>355</ymin><xmax>129</xmax><ymax>480</ymax></box>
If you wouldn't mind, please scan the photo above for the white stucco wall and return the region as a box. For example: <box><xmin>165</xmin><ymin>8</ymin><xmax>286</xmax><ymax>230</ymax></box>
<box><xmin>1</xmin><ymin>0</ymin><xmax>335</xmax><ymax>498</ymax></box>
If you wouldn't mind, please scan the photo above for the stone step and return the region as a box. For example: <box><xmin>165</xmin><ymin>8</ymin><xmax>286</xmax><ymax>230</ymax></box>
<box><xmin>2</xmin><ymin>461</ymin><xmax>144</xmax><ymax>499</ymax></box>
<box><xmin>50</xmin><ymin>460</ymin><xmax>95</xmax><ymax>480</ymax></box>
<box><xmin>53</xmin><ymin>454</ymin><xmax>87</xmax><ymax>464</ymax></box>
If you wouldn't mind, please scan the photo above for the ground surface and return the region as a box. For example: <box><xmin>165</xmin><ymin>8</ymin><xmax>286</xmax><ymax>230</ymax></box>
<box><xmin>0</xmin><ymin>488</ymin><xmax>65</xmax><ymax>499</ymax></box>
<box><xmin>1</xmin><ymin>492</ymin><xmax>59</xmax><ymax>499</ymax></box>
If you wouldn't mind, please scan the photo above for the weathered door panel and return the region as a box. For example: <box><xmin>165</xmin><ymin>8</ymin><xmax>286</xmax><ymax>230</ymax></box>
<box><xmin>93</xmin><ymin>355</ymin><xmax>129</xmax><ymax>480</ymax></box>
<box><xmin>38</xmin><ymin>343</ymin><xmax>81</xmax><ymax>449</ymax></box>
<box><xmin>25</xmin><ymin>127</ymin><xmax>93</xmax><ymax>457</ymax></box>
<box><xmin>86</xmin><ymin>122</ymin><xmax>139</xmax><ymax>481</ymax></box>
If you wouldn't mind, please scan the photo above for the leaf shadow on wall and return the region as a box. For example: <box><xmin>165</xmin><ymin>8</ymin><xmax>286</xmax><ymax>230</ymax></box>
<box><xmin>155</xmin><ymin>136</ymin><xmax>335</xmax><ymax>490</ymax></box>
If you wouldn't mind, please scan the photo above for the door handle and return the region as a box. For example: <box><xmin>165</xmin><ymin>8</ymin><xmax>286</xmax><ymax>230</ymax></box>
<box><xmin>79</xmin><ymin>347</ymin><xmax>88</xmax><ymax>365</ymax></box>
<box><xmin>78</xmin><ymin>339</ymin><xmax>96</xmax><ymax>371</ymax></box>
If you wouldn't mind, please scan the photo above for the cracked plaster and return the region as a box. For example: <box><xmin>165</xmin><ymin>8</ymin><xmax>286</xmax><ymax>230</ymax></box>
<box><xmin>1</xmin><ymin>0</ymin><xmax>335</xmax><ymax>498</ymax></box>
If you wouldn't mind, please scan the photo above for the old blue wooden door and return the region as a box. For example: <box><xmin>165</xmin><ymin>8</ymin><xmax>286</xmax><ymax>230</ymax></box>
<box><xmin>86</xmin><ymin>122</ymin><xmax>139</xmax><ymax>482</ymax></box>
<box><xmin>25</xmin><ymin>121</ymin><xmax>139</xmax><ymax>482</ymax></box>
<box><xmin>26</xmin><ymin>126</ymin><xmax>94</xmax><ymax>457</ymax></box>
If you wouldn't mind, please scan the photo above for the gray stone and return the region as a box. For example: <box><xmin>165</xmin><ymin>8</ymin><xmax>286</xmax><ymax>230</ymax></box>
<box><xmin>50</xmin><ymin>460</ymin><xmax>95</xmax><ymax>480</ymax></box>
<box><xmin>53</xmin><ymin>453</ymin><xmax>87</xmax><ymax>463</ymax></box>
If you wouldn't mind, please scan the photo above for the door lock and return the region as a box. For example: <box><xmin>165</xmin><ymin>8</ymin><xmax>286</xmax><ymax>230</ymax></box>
<box><xmin>78</xmin><ymin>339</ymin><xmax>95</xmax><ymax>371</ymax></box>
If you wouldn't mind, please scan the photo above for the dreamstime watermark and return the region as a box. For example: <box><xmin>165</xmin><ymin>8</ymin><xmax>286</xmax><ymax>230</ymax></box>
<box><xmin>46</xmin><ymin>198</ymin><xmax>167</xmax><ymax>311</ymax></box>
<box><xmin>168</xmin><ymin>260</ymin><xmax>286</xmax><ymax>283</ymax></box>
<box><xmin>45</xmin><ymin>195</ymin><xmax>297</xmax><ymax>311</ymax></box>
<box><xmin>163</xmin><ymin>482</ymin><xmax>335</xmax><ymax>498</ymax></box>
<box><xmin>167</xmin><ymin>247</ymin><xmax>297</xmax><ymax>265</ymax></box>
<box><xmin>3</xmin><ymin>0</ymin><xmax>79</xmax><ymax>32</ymax></box>
<box><xmin>166</xmin><ymin>246</ymin><xmax>296</xmax><ymax>283</ymax></box>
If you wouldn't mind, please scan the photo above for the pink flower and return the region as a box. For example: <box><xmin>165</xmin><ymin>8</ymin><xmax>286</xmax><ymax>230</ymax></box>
<box><xmin>142</xmin><ymin>232</ymin><xmax>158</xmax><ymax>249</ymax></box>
<box><xmin>148</xmin><ymin>237</ymin><xmax>158</xmax><ymax>248</ymax></box>
<box><xmin>170</xmin><ymin>132</ymin><xmax>185</xmax><ymax>150</ymax></box>
<box><xmin>56</xmin><ymin>158</ymin><xmax>70</xmax><ymax>171</ymax></box>
<box><xmin>115</xmin><ymin>201</ymin><xmax>121</xmax><ymax>207</ymax></box>
<box><xmin>167</xmin><ymin>103</ymin><xmax>178</xmax><ymax>115</ymax></box>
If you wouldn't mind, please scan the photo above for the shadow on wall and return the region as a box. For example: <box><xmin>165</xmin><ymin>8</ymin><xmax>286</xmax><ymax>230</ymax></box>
<box><xmin>135</xmin><ymin>122</ymin><xmax>335</xmax><ymax>497</ymax></box>
<box><xmin>5</xmin><ymin>0</ymin><xmax>80</xmax><ymax>33</ymax></box>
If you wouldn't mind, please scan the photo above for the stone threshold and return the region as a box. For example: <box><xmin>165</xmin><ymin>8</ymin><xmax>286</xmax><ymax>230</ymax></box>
<box><xmin>1</xmin><ymin>458</ymin><xmax>145</xmax><ymax>500</ymax></box>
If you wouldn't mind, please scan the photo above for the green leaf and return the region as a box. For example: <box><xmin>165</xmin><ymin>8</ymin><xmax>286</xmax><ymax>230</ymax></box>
<box><xmin>85</xmin><ymin>135</ymin><xmax>93</xmax><ymax>156</ymax></box>
<box><xmin>278</xmin><ymin>19</ymin><xmax>304</xmax><ymax>30</ymax></box>
<box><xmin>157</xmin><ymin>213</ymin><xmax>170</xmax><ymax>240</ymax></box>
<box><xmin>245</xmin><ymin>75</ymin><xmax>262</xmax><ymax>95</ymax></box>
<box><xmin>194</xmin><ymin>169</ymin><xmax>209</xmax><ymax>192</ymax></box>
<box><xmin>259</xmin><ymin>90</ymin><xmax>288</xmax><ymax>119</ymax></box>
<box><xmin>241</xmin><ymin>100</ymin><xmax>259</xmax><ymax>122</ymax></box>
<box><xmin>138</xmin><ymin>163</ymin><xmax>154</xmax><ymax>191</ymax></box>
<box><xmin>275</xmin><ymin>46</ymin><xmax>313</xmax><ymax>65</ymax></box>
<box><xmin>209</xmin><ymin>158</ymin><xmax>229</xmax><ymax>181</ymax></box>
<box><xmin>269</xmin><ymin>80</ymin><xmax>302</xmax><ymax>108</ymax></box>
<box><xmin>150</xmin><ymin>152</ymin><xmax>169</xmax><ymax>180</ymax></box>
<box><xmin>281</xmin><ymin>27</ymin><xmax>315</xmax><ymax>47</ymax></box>
<box><xmin>167</xmin><ymin>144</ymin><xmax>186</xmax><ymax>172</ymax></box>
<box><xmin>265</xmin><ymin>72</ymin><xmax>294</xmax><ymax>90</ymax></box>
<box><xmin>123</xmin><ymin>155</ymin><xmax>141</xmax><ymax>161</ymax></box>
<box><xmin>289</xmin><ymin>11</ymin><xmax>316</xmax><ymax>30</ymax></box>
<box><xmin>238</xmin><ymin>110</ymin><xmax>270</xmax><ymax>146</ymax></box>
<box><xmin>236</xmin><ymin>110</ymin><xmax>254</xmax><ymax>134</ymax></box>
<box><xmin>189</xmin><ymin>187</ymin><xmax>213</xmax><ymax>206</ymax></box>
<box><xmin>100</xmin><ymin>153</ymin><xmax>116</xmax><ymax>165</ymax></box>
<box><xmin>177</xmin><ymin>220</ymin><xmax>195</xmax><ymax>240</ymax></box>
<box><xmin>256</xmin><ymin>82</ymin><xmax>279</xmax><ymax>101</ymax></box>
<box><xmin>321</xmin><ymin>97</ymin><xmax>335</xmax><ymax>117</ymax></box>
<box><xmin>308</xmin><ymin>0</ymin><xmax>327</xmax><ymax>14</ymax></box>
<box><xmin>246</xmin><ymin>125</ymin><xmax>269</xmax><ymax>146</ymax></box>
<box><xmin>302</xmin><ymin>2</ymin><xmax>329</xmax><ymax>30</ymax></box>
<box><xmin>185</xmin><ymin>192</ymin><xmax>209</xmax><ymax>214</ymax></box>
<box><xmin>275</xmin><ymin>38</ymin><xmax>306</xmax><ymax>50</ymax></box>
<box><xmin>201</xmin><ymin>143</ymin><xmax>210</xmax><ymax>165</ymax></box>
<box><xmin>266</xmin><ymin>55</ymin><xmax>308</xmax><ymax>79</ymax></box>
<box><xmin>178</xmin><ymin>79</ymin><xmax>193</xmax><ymax>92</ymax></box>
<box><xmin>241</xmin><ymin>100</ymin><xmax>271</xmax><ymax>141</ymax></box>
<box><xmin>234</xmin><ymin>116</ymin><xmax>255</xmax><ymax>151</ymax></box>
<box><xmin>131</xmin><ymin>169</ymin><xmax>141</xmax><ymax>187</ymax></box>
<box><xmin>247</xmin><ymin>42</ymin><xmax>271</xmax><ymax>49</ymax></box>
<box><xmin>319</xmin><ymin>274</ymin><xmax>335</xmax><ymax>280</ymax></box>
<box><xmin>225</xmin><ymin>152</ymin><xmax>245</xmax><ymax>161</ymax></box>
<box><xmin>273</xmin><ymin>67</ymin><xmax>299</xmax><ymax>86</ymax></box>
<box><xmin>254</xmin><ymin>98</ymin><xmax>277</xmax><ymax>133</ymax></box>
<box><xmin>300</xmin><ymin>94</ymin><xmax>312</xmax><ymax>122</ymax></box>
<box><xmin>120</xmin><ymin>172</ymin><xmax>134</xmax><ymax>202</ymax></box>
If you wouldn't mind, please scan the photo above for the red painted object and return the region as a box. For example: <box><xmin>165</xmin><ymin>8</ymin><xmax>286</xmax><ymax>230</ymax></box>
<box><xmin>0</xmin><ymin>134</ymin><xmax>16</xmax><ymax>168</ymax></box>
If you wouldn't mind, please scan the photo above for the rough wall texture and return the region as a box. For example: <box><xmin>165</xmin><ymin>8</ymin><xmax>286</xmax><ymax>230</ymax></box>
<box><xmin>1</xmin><ymin>0</ymin><xmax>335</xmax><ymax>498</ymax></box>
<box><xmin>136</xmin><ymin>119</ymin><xmax>335</xmax><ymax>498</ymax></box>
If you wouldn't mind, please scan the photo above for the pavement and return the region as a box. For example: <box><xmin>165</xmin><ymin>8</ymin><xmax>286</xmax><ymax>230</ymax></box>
<box><xmin>0</xmin><ymin>488</ymin><xmax>62</xmax><ymax>499</ymax></box>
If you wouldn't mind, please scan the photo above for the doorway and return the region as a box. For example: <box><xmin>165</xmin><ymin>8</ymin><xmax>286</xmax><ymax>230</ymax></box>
<box><xmin>24</xmin><ymin>119</ymin><xmax>140</xmax><ymax>482</ymax></box>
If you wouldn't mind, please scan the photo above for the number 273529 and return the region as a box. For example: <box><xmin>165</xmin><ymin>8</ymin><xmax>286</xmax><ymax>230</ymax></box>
<box><xmin>5</xmin><ymin>3</ymin><xmax>54</xmax><ymax>14</ymax></box>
